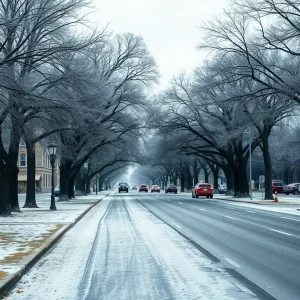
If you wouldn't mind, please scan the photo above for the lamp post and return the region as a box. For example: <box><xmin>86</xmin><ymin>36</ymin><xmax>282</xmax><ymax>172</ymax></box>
<box><xmin>84</xmin><ymin>162</ymin><xmax>88</xmax><ymax>195</ymax></box>
<box><xmin>48</xmin><ymin>141</ymin><xmax>57</xmax><ymax>210</ymax></box>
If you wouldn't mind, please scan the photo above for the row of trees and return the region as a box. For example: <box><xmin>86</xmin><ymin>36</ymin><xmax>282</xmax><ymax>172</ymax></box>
<box><xmin>144</xmin><ymin>0</ymin><xmax>300</xmax><ymax>199</ymax></box>
<box><xmin>0</xmin><ymin>0</ymin><xmax>158</xmax><ymax>216</ymax></box>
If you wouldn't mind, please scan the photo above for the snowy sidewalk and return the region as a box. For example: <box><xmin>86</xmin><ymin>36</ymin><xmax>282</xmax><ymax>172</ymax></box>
<box><xmin>0</xmin><ymin>191</ymin><xmax>110</xmax><ymax>298</ymax></box>
<box><xmin>213</xmin><ymin>192</ymin><xmax>300</xmax><ymax>216</ymax></box>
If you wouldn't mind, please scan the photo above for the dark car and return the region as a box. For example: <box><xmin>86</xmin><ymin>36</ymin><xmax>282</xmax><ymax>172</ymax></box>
<box><xmin>139</xmin><ymin>184</ymin><xmax>148</xmax><ymax>192</ymax></box>
<box><xmin>218</xmin><ymin>183</ymin><xmax>227</xmax><ymax>194</ymax></box>
<box><xmin>272</xmin><ymin>180</ymin><xmax>285</xmax><ymax>193</ymax></box>
<box><xmin>165</xmin><ymin>184</ymin><xmax>177</xmax><ymax>194</ymax></box>
<box><xmin>283</xmin><ymin>183</ymin><xmax>300</xmax><ymax>195</ymax></box>
<box><xmin>54</xmin><ymin>185</ymin><xmax>60</xmax><ymax>197</ymax></box>
<box><xmin>118</xmin><ymin>182</ymin><xmax>129</xmax><ymax>193</ymax></box>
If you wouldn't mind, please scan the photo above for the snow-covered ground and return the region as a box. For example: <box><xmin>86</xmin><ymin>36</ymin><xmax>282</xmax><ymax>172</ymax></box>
<box><xmin>224</xmin><ymin>201</ymin><xmax>300</xmax><ymax>215</ymax></box>
<box><xmin>7</xmin><ymin>193</ymin><xmax>259</xmax><ymax>299</ymax></box>
<box><xmin>0</xmin><ymin>193</ymin><xmax>108</xmax><ymax>285</ymax></box>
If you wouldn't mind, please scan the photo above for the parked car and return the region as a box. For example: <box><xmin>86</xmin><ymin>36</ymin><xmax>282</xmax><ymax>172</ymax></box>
<box><xmin>139</xmin><ymin>184</ymin><xmax>148</xmax><ymax>192</ymax></box>
<box><xmin>283</xmin><ymin>183</ymin><xmax>300</xmax><ymax>195</ymax></box>
<box><xmin>165</xmin><ymin>184</ymin><xmax>177</xmax><ymax>194</ymax></box>
<box><xmin>151</xmin><ymin>185</ymin><xmax>160</xmax><ymax>192</ymax></box>
<box><xmin>54</xmin><ymin>185</ymin><xmax>60</xmax><ymax>197</ymax></box>
<box><xmin>118</xmin><ymin>182</ymin><xmax>129</xmax><ymax>193</ymax></box>
<box><xmin>218</xmin><ymin>183</ymin><xmax>227</xmax><ymax>194</ymax></box>
<box><xmin>272</xmin><ymin>180</ymin><xmax>285</xmax><ymax>193</ymax></box>
<box><xmin>192</xmin><ymin>183</ymin><xmax>214</xmax><ymax>198</ymax></box>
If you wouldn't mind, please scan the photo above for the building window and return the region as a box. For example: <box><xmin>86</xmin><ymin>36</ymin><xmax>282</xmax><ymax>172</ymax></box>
<box><xmin>20</xmin><ymin>153</ymin><xmax>27</xmax><ymax>167</ymax></box>
<box><xmin>20</xmin><ymin>139</ymin><xmax>25</xmax><ymax>146</ymax></box>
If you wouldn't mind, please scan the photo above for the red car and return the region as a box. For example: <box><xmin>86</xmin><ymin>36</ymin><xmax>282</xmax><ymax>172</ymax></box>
<box><xmin>139</xmin><ymin>184</ymin><xmax>148</xmax><ymax>192</ymax></box>
<box><xmin>272</xmin><ymin>180</ymin><xmax>285</xmax><ymax>194</ymax></box>
<box><xmin>192</xmin><ymin>183</ymin><xmax>214</xmax><ymax>198</ymax></box>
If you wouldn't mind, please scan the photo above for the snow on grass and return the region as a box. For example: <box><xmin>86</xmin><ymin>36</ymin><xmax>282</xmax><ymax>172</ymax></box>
<box><xmin>0</xmin><ymin>224</ymin><xmax>64</xmax><ymax>279</ymax></box>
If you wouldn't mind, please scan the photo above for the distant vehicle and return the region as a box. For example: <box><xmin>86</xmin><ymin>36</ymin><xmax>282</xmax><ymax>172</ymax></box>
<box><xmin>118</xmin><ymin>182</ymin><xmax>129</xmax><ymax>193</ymax></box>
<box><xmin>54</xmin><ymin>185</ymin><xmax>60</xmax><ymax>197</ymax></box>
<box><xmin>283</xmin><ymin>183</ymin><xmax>300</xmax><ymax>195</ymax></box>
<box><xmin>132</xmin><ymin>185</ymin><xmax>137</xmax><ymax>190</ymax></box>
<box><xmin>218</xmin><ymin>183</ymin><xmax>227</xmax><ymax>194</ymax></box>
<box><xmin>165</xmin><ymin>184</ymin><xmax>177</xmax><ymax>194</ymax></box>
<box><xmin>192</xmin><ymin>183</ymin><xmax>213</xmax><ymax>198</ymax></box>
<box><xmin>139</xmin><ymin>184</ymin><xmax>148</xmax><ymax>192</ymax></box>
<box><xmin>272</xmin><ymin>180</ymin><xmax>285</xmax><ymax>193</ymax></box>
<box><xmin>151</xmin><ymin>185</ymin><xmax>160</xmax><ymax>192</ymax></box>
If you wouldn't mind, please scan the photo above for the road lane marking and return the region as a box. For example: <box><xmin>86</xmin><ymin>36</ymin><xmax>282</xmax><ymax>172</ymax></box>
<box><xmin>178</xmin><ymin>202</ymin><xmax>183</xmax><ymax>205</ymax></box>
<box><xmin>224</xmin><ymin>216</ymin><xmax>240</xmax><ymax>221</ymax></box>
<box><xmin>170</xmin><ymin>221</ymin><xmax>182</xmax><ymax>229</ymax></box>
<box><xmin>225</xmin><ymin>257</ymin><xmax>240</xmax><ymax>268</ymax></box>
<box><xmin>281</xmin><ymin>217</ymin><xmax>300</xmax><ymax>222</ymax></box>
<box><xmin>192</xmin><ymin>206</ymin><xmax>206</xmax><ymax>211</ymax></box>
<box><xmin>270</xmin><ymin>229</ymin><xmax>292</xmax><ymax>236</ymax></box>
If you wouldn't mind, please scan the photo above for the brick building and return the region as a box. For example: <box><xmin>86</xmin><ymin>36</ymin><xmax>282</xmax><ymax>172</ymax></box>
<box><xmin>18</xmin><ymin>141</ymin><xmax>59</xmax><ymax>193</ymax></box>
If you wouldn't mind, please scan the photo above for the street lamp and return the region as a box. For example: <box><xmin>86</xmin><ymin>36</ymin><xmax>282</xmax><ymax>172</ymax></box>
<box><xmin>84</xmin><ymin>162</ymin><xmax>88</xmax><ymax>195</ymax></box>
<box><xmin>48</xmin><ymin>141</ymin><xmax>57</xmax><ymax>210</ymax></box>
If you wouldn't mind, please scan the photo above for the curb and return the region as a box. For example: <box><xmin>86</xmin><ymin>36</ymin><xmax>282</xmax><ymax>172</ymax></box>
<box><xmin>0</xmin><ymin>193</ymin><xmax>110</xmax><ymax>299</ymax></box>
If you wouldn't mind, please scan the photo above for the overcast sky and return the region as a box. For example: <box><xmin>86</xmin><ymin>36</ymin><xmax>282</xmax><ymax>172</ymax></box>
<box><xmin>93</xmin><ymin>0</ymin><xmax>229</xmax><ymax>91</ymax></box>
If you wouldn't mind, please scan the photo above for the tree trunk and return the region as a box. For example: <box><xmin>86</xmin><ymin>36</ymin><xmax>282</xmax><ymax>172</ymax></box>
<box><xmin>75</xmin><ymin>170</ymin><xmax>85</xmax><ymax>195</ymax></box>
<box><xmin>232</xmin><ymin>161</ymin><xmax>249</xmax><ymax>197</ymax></box>
<box><xmin>86</xmin><ymin>177</ymin><xmax>91</xmax><ymax>194</ymax></box>
<box><xmin>261</xmin><ymin>137</ymin><xmax>273</xmax><ymax>200</ymax></box>
<box><xmin>204</xmin><ymin>167</ymin><xmax>209</xmax><ymax>183</ymax></box>
<box><xmin>193</xmin><ymin>159</ymin><xmax>199</xmax><ymax>186</ymax></box>
<box><xmin>180</xmin><ymin>171</ymin><xmax>185</xmax><ymax>192</ymax></box>
<box><xmin>186</xmin><ymin>167</ymin><xmax>193</xmax><ymax>190</ymax></box>
<box><xmin>0</xmin><ymin>162</ymin><xmax>11</xmax><ymax>215</ymax></box>
<box><xmin>23</xmin><ymin>142</ymin><xmax>38</xmax><ymax>208</ymax></box>
<box><xmin>68</xmin><ymin>174</ymin><xmax>76</xmax><ymax>199</ymax></box>
<box><xmin>58</xmin><ymin>159</ymin><xmax>72</xmax><ymax>201</ymax></box>
<box><xmin>212</xmin><ymin>165</ymin><xmax>219</xmax><ymax>190</ymax></box>
<box><xmin>222</xmin><ymin>166</ymin><xmax>234</xmax><ymax>196</ymax></box>
<box><xmin>8</xmin><ymin>119</ymin><xmax>21</xmax><ymax>212</ymax></box>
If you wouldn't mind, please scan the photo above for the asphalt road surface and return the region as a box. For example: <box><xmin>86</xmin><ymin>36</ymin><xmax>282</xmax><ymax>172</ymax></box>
<box><xmin>134</xmin><ymin>191</ymin><xmax>300</xmax><ymax>300</ymax></box>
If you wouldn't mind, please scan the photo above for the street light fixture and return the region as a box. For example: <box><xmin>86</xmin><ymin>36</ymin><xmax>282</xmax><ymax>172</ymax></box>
<box><xmin>48</xmin><ymin>141</ymin><xmax>57</xmax><ymax>210</ymax></box>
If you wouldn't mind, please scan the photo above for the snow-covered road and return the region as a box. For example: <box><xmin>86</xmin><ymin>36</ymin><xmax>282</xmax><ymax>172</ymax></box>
<box><xmin>7</xmin><ymin>193</ymin><xmax>259</xmax><ymax>300</ymax></box>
